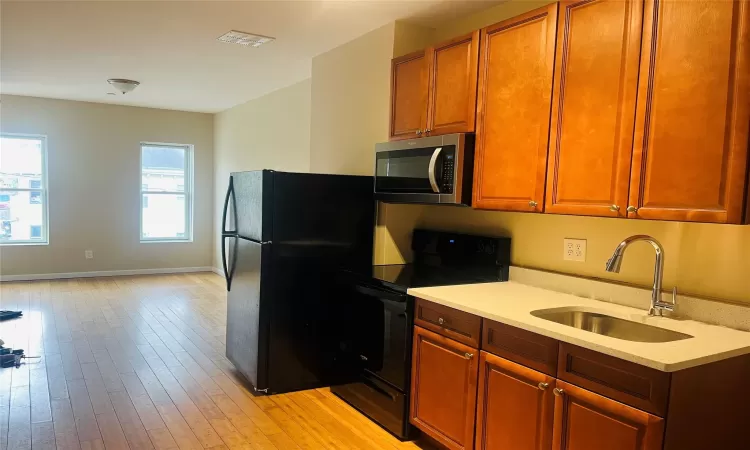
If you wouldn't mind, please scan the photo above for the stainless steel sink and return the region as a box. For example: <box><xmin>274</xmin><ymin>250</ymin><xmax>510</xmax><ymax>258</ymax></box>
<box><xmin>530</xmin><ymin>308</ymin><xmax>693</xmax><ymax>343</ymax></box>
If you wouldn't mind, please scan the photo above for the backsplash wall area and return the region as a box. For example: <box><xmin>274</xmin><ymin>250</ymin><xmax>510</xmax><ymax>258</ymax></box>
<box><xmin>377</xmin><ymin>203</ymin><xmax>750</xmax><ymax>305</ymax></box>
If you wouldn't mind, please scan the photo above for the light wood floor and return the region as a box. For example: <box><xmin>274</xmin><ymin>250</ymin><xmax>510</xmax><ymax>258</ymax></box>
<box><xmin>0</xmin><ymin>273</ymin><xmax>434</xmax><ymax>450</ymax></box>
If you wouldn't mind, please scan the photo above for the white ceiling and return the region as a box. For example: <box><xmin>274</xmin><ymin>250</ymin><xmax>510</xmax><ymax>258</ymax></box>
<box><xmin>1</xmin><ymin>0</ymin><xmax>499</xmax><ymax>113</ymax></box>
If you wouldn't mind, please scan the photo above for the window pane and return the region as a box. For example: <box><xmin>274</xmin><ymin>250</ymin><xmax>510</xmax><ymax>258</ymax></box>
<box><xmin>141</xmin><ymin>146</ymin><xmax>185</xmax><ymax>192</ymax></box>
<box><xmin>0</xmin><ymin>190</ymin><xmax>44</xmax><ymax>242</ymax></box>
<box><xmin>0</xmin><ymin>137</ymin><xmax>44</xmax><ymax>189</ymax></box>
<box><xmin>142</xmin><ymin>193</ymin><xmax>186</xmax><ymax>239</ymax></box>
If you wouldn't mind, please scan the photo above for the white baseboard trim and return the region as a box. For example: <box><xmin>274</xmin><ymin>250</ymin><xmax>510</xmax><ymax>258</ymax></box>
<box><xmin>0</xmin><ymin>266</ymin><xmax>214</xmax><ymax>282</ymax></box>
<box><xmin>212</xmin><ymin>267</ymin><xmax>224</xmax><ymax>276</ymax></box>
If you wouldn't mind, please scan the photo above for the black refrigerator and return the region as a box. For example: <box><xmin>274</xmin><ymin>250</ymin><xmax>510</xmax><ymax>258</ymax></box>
<box><xmin>220</xmin><ymin>170</ymin><xmax>374</xmax><ymax>394</ymax></box>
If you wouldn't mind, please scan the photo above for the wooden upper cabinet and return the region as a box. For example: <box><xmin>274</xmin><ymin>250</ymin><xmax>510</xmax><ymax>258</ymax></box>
<box><xmin>390</xmin><ymin>51</ymin><xmax>428</xmax><ymax>140</ymax></box>
<box><xmin>410</xmin><ymin>326</ymin><xmax>478</xmax><ymax>450</ymax></box>
<box><xmin>545</xmin><ymin>0</ymin><xmax>643</xmax><ymax>217</ymax></box>
<box><xmin>426</xmin><ymin>31</ymin><xmax>480</xmax><ymax>136</ymax></box>
<box><xmin>552</xmin><ymin>380</ymin><xmax>664</xmax><ymax>450</ymax></box>
<box><xmin>476</xmin><ymin>351</ymin><xmax>555</xmax><ymax>450</ymax></box>
<box><xmin>629</xmin><ymin>0</ymin><xmax>750</xmax><ymax>223</ymax></box>
<box><xmin>473</xmin><ymin>4</ymin><xmax>558</xmax><ymax>212</ymax></box>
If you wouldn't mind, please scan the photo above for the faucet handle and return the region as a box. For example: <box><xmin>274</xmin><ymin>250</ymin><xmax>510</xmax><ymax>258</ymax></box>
<box><xmin>654</xmin><ymin>287</ymin><xmax>677</xmax><ymax>315</ymax></box>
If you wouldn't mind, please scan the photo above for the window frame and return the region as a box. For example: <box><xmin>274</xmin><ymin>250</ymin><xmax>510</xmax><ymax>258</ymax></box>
<box><xmin>139</xmin><ymin>142</ymin><xmax>194</xmax><ymax>243</ymax></box>
<box><xmin>0</xmin><ymin>133</ymin><xmax>49</xmax><ymax>246</ymax></box>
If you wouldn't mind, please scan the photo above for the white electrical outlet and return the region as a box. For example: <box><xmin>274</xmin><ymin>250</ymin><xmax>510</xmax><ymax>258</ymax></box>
<box><xmin>563</xmin><ymin>239</ymin><xmax>586</xmax><ymax>262</ymax></box>
<box><xmin>85</xmin><ymin>250</ymin><xmax>94</xmax><ymax>259</ymax></box>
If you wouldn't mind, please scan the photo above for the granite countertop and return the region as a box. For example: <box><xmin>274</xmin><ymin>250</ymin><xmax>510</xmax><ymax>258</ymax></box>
<box><xmin>408</xmin><ymin>281</ymin><xmax>750</xmax><ymax>372</ymax></box>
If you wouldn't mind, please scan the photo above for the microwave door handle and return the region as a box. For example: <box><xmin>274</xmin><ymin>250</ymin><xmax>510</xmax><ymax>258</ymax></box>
<box><xmin>428</xmin><ymin>147</ymin><xmax>442</xmax><ymax>193</ymax></box>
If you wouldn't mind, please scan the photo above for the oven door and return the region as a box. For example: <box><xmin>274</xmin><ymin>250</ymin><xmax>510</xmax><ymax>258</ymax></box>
<box><xmin>351</xmin><ymin>284</ymin><xmax>412</xmax><ymax>391</ymax></box>
<box><xmin>375</xmin><ymin>137</ymin><xmax>458</xmax><ymax>203</ymax></box>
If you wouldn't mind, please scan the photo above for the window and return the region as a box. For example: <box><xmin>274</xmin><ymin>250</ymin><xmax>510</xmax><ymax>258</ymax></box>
<box><xmin>140</xmin><ymin>143</ymin><xmax>192</xmax><ymax>242</ymax></box>
<box><xmin>0</xmin><ymin>134</ymin><xmax>48</xmax><ymax>245</ymax></box>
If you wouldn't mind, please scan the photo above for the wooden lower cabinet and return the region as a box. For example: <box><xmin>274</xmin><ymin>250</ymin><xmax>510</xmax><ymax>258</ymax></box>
<box><xmin>475</xmin><ymin>351</ymin><xmax>555</xmax><ymax>450</ymax></box>
<box><xmin>410</xmin><ymin>326</ymin><xmax>478</xmax><ymax>450</ymax></box>
<box><xmin>552</xmin><ymin>380</ymin><xmax>664</xmax><ymax>450</ymax></box>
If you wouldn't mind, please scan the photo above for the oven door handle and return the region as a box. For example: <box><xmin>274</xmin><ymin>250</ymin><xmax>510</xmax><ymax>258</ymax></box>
<box><xmin>428</xmin><ymin>147</ymin><xmax>442</xmax><ymax>193</ymax></box>
<box><xmin>354</xmin><ymin>285</ymin><xmax>408</xmax><ymax>303</ymax></box>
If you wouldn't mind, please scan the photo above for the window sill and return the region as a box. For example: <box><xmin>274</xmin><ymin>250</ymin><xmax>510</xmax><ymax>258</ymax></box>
<box><xmin>140</xmin><ymin>239</ymin><xmax>194</xmax><ymax>244</ymax></box>
<box><xmin>0</xmin><ymin>241</ymin><xmax>49</xmax><ymax>247</ymax></box>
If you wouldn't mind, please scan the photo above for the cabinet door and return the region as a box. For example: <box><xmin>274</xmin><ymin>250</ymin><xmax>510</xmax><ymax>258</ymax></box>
<box><xmin>545</xmin><ymin>0</ymin><xmax>643</xmax><ymax>217</ymax></box>
<box><xmin>410</xmin><ymin>326</ymin><xmax>478</xmax><ymax>450</ymax></box>
<box><xmin>552</xmin><ymin>381</ymin><xmax>664</xmax><ymax>450</ymax></box>
<box><xmin>473</xmin><ymin>4</ymin><xmax>558</xmax><ymax>212</ymax></box>
<box><xmin>425</xmin><ymin>31</ymin><xmax>480</xmax><ymax>136</ymax></box>
<box><xmin>476</xmin><ymin>351</ymin><xmax>555</xmax><ymax>450</ymax></box>
<box><xmin>390</xmin><ymin>51</ymin><xmax>428</xmax><ymax>140</ymax></box>
<box><xmin>628</xmin><ymin>0</ymin><xmax>750</xmax><ymax>223</ymax></box>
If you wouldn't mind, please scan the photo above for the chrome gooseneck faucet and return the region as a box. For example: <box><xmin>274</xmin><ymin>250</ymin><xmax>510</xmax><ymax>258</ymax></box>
<box><xmin>605</xmin><ymin>235</ymin><xmax>676</xmax><ymax>316</ymax></box>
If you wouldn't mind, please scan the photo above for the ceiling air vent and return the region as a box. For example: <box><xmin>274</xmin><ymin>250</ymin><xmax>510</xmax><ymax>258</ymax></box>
<box><xmin>217</xmin><ymin>30</ymin><xmax>275</xmax><ymax>48</ymax></box>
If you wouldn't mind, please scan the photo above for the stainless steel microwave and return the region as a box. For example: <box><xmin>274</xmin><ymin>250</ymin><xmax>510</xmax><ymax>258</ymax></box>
<box><xmin>374</xmin><ymin>133</ymin><xmax>474</xmax><ymax>206</ymax></box>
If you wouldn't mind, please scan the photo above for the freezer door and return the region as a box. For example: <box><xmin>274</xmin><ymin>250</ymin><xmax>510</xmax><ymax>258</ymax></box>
<box><xmin>231</xmin><ymin>171</ymin><xmax>273</xmax><ymax>242</ymax></box>
<box><xmin>271</xmin><ymin>172</ymin><xmax>374</xmax><ymax>268</ymax></box>
<box><xmin>225</xmin><ymin>237</ymin><xmax>271</xmax><ymax>392</ymax></box>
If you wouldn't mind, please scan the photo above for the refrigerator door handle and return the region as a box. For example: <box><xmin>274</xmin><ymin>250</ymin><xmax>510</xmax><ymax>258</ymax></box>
<box><xmin>227</xmin><ymin>236</ymin><xmax>238</xmax><ymax>291</ymax></box>
<box><xmin>222</xmin><ymin>177</ymin><xmax>236</xmax><ymax>236</ymax></box>
<box><xmin>222</xmin><ymin>236</ymin><xmax>234</xmax><ymax>291</ymax></box>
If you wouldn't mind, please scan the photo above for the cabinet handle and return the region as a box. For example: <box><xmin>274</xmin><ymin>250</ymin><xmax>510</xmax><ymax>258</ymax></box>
<box><xmin>627</xmin><ymin>206</ymin><xmax>638</xmax><ymax>213</ymax></box>
<box><xmin>610</xmin><ymin>205</ymin><xmax>620</xmax><ymax>212</ymax></box>
<box><xmin>438</xmin><ymin>317</ymin><xmax>445</xmax><ymax>325</ymax></box>
<box><xmin>553</xmin><ymin>388</ymin><xmax>564</xmax><ymax>397</ymax></box>
<box><xmin>464</xmin><ymin>352</ymin><xmax>474</xmax><ymax>359</ymax></box>
<box><xmin>538</xmin><ymin>382</ymin><xmax>549</xmax><ymax>390</ymax></box>
<box><xmin>529</xmin><ymin>201</ymin><xmax>538</xmax><ymax>208</ymax></box>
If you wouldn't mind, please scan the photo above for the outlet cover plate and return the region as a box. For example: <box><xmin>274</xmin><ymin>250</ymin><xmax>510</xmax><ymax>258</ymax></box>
<box><xmin>85</xmin><ymin>250</ymin><xmax>94</xmax><ymax>259</ymax></box>
<box><xmin>564</xmin><ymin>238</ymin><xmax>586</xmax><ymax>262</ymax></box>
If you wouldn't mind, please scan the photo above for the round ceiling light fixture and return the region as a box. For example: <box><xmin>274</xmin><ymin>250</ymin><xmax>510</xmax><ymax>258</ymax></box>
<box><xmin>107</xmin><ymin>78</ymin><xmax>140</xmax><ymax>95</ymax></box>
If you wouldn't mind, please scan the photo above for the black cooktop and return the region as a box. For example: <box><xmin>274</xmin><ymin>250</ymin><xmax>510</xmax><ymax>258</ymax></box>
<box><xmin>370</xmin><ymin>263</ymin><xmax>504</xmax><ymax>291</ymax></box>
<box><xmin>340</xmin><ymin>229</ymin><xmax>511</xmax><ymax>294</ymax></box>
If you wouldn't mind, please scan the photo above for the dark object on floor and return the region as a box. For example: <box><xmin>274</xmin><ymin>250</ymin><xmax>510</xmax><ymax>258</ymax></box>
<box><xmin>0</xmin><ymin>347</ymin><xmax>40</xmax><ymax>368</ymax></box>
<box><xmin>0</xmin><ymin>311</ymin><xmax>22</xmax><ymax>321</ymax></box>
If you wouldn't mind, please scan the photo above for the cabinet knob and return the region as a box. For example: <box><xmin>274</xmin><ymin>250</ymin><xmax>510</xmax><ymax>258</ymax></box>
<box><xmin>529</xmin><ymin>201</ymin><xmax>538</xmax><ymax>208</ymax></box>
<box><xmin>464</xmin><ymin>352</ymin><xmax>474</xmax><ymax>359</ymax></box>
<box><xmin>425</xmin><ymin>129</ymin><xmax>432</xmax><ymax>134</ymax></box>
<box><xmin>438</xmin><ymin>317</ymin><xmax>445</xmax><ymax>325</ymax></box>
<box><xmin>627</xmin><ymin>206</ymin><xmax>638</xmax><ymax>213</ymax></box>
<box><xmin>538</xmin><ymin>382</ymin><xmax>549</xmax><ymax>390</ymax></box>
<box><xmin>553</xmin><ymin>388</ymin><xmax>565</xmax><ymax>397</ymax></box>
<box><xmin>416</xmin><ymin>129</ymin><xmax>422</xmax><ymax>135</ymax></box>
<box><xmin>610</xmin><ymin>205</ymin><xmax>620</xmax><ymax>212</ymax></box>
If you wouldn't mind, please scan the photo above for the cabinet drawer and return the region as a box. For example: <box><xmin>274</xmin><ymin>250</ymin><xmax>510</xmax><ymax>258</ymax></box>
<box><xmin>415</xmin><ymin>299</ymin><xmax>481</xmax><ymax>347</ymax></box>
<box><xmin>557</xmin><ymin>343</ymin><xmax>671</xmax><ymax>416</ymax></box>
<box><xmin>482</xmin><ymin>319</ymin><xmax>558</xmax><ymax>376</ymax></box>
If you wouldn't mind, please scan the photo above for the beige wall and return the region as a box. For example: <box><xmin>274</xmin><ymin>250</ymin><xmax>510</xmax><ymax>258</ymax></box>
<box><xmin>0</xmin><ymin>95</ymin><xmax>214</xmax><ymax>276</ymax></box>
<box><xmin>212</xmin><ymin>79</ymin><xmax>312</xmax><ymax>269</ymax></box>
<box><xmin>379</xmin><ymin>204</ymin><xmax>750</xmax><ymax>304</ymax></box>
<box><xmin>393</xmin><ymin>20</ymin><xmax>435</xmax><ymax>58</ymax></box>
<box><xmin>309</xmin><ymin>23</ymin><xmax>395</xmax><ymax>176</ymax></box>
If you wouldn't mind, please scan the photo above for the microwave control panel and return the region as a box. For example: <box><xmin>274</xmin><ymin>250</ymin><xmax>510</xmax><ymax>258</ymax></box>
<box><xmin>442</xmin><ymin>154</ymin><xmax>454</xmax><ymax>193</ymax></box>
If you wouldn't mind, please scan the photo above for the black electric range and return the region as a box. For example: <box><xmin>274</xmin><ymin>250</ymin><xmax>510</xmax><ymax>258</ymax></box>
<box><xmin>331</xmin><ymin>229</ymin><xmax>511</xmax><ymax>440</ymax></box>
